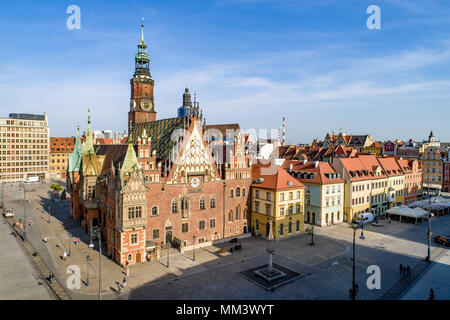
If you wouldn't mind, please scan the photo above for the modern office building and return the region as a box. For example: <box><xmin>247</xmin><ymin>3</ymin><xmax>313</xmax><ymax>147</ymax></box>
<box><xmin>0</xmin><ymin>113</ymin><xmax>49</xmax><ymax>183</ymax></box>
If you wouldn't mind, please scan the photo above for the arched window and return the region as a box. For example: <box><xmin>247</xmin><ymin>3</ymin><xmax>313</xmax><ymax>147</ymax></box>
<box><xmin>256</xmin><ymin>219</ymin><xmax>259</xmax><ymax>230</ymax></box>
<box><xmin>235</xmin><ymin>206</ymin><xmax>240</xmax><ymax>220</ymax></box>
<box><xmin>236</xmin><ymin>187</ymin><xmax>241</xmax><ymax>197</ymax></box>
<box><xmin>171</xmin><ymin>199</ymin><xmax>178</xmax><ymax>213</ymax></box>
<box><xmin>181</xmin><ymin>197</ymin><xmax>188</xmax><ymax>210</ymax></box>
<box><xmin>200</xmin><ymin>196</ymin><xmax>206</xmax><ymax>210</ymax></box>
<box><xmin>288</xmin><ymin>222</ymin><xmax>292</xmax><ymax>233</ymax></box>
<box><xmin>242</xmin><ymin>188</ymin><xmax>246</xmax><ymax>197</ymax></box>
<box><xmin>296</xmin><ymin>220</ymin><xmax>300</xmax><ymax>231</ymax></box>
<box><xmin>210</xmin><ymin>195</ymin><xmax>216</xmax><ymax>208</ymax></box>
<box><xmin>151</xmin><ymin>206</ymin><xmax>158</xmax><ymax>216</ymax></box>
<box><xmin>228</xmin><ymin>211</ymin><xmax>233</xmax><ymax>222</ymax></box>
<box><xmin>288</xmin><ymin>206</ymin><xmax>293</xmax><ymax>215</ymax></box>
<box><xmin>244</xmin><ymin>208</ymin><xmax>248</xmax><ymax>220</ymax></box>
<box><xmin>230</xmin><ymin>189</ymin><xmax>234</xmax><ymax>198</ymax></box>
<box><xmin>279</xmin><ymin>224</ymin><xmax>284</xmax><ymax>235</ymax></box>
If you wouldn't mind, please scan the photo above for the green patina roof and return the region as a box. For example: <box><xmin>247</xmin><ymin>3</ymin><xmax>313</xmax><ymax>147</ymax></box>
<box><xmin>130</xmin><ymin>116</ymin><xmax>187</xmax><ymax>161</ymax></box>
<box><xmin>68</xmin><ymin>129</ymin><xmax>83</xmax><ymax>173</ymax></box>
<box><xmin>120</xmin><ymin>142</ymin><xmax>144</xmax><ymax>188</ymax></box>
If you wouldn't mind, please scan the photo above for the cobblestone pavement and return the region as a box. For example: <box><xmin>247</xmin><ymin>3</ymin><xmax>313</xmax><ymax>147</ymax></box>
<box><xmin>3</xmin><ymin>181</ymin><xmax>449</xmax><ymax>300</ymax></box>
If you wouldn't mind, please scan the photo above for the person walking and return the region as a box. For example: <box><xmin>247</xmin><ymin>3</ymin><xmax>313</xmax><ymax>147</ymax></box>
<box><xmin>126</xmin><ymin>266</ymin><xmax>130</xmax><ymax>277</ymax></box>
<box><xmin>429</xmin><ymin>288</ymin><xmax>435</xmax><ymax>300</ymax></box>
<box><xmin>406</xmin><ymin>265</ymin><xmax>411</xmax><ymax>278</ymax></box>
<box><xmin>62</xmin><ymin>251</ymin><xmax>68</xmax><ymax>261</ymax></box>
<box><xmin>122</xmin><ymin>277</ymin><xmax>127</xmax><ymax>289</ymax></box>
<box><xmin>117</xmin><ymin>282</ymin><xmax>121</xmax><ymax>295</ymax></box>
<box><xmin>399</xmin><ymin>264</ymin><xmax>403</xmax><ymax>276</ymax></box>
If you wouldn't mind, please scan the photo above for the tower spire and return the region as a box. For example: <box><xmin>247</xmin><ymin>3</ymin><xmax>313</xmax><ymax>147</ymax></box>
<box><xmin>141</xmin><ymin>17</ymin><xmax>145</xmax><ymax>44</ymax></box>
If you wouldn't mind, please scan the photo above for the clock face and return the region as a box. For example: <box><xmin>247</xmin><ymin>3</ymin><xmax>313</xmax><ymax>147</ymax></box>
<box><xmin>190</xmin><ymin>177</ymin><xmax>200</xmax><ymax>188</ymax></box>
<box><xmin>130</xmin><ymin>99</ymin><xmax>136</xmax><ymax>110</ymax></box>
<box><xmin>188</xmin><ymin>175</ymin><xmax>203</xmax><ymax>192</ymax></box>
<box><xmin>140</xmin><ymin>99</ymin><xmax>154</xmax><ymax>111</ymax></box>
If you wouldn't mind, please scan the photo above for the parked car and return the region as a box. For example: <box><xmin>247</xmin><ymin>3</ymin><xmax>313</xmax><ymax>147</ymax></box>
<box><xmin>434</xmin><ymin>235</ymin><xmax>450</xmax><ymax>247</ymax></box>
<box><xmin>2</xmin><ymin>208</ymin><xmax>14</xmax><ymax>218</ymax></box>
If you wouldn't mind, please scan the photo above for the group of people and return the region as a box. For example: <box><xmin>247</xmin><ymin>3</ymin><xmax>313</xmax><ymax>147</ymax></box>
<box><xmin>399</xmin><ymin>264</ymin><xmax>412</xmax><ymax>278</ymax></box>
<box><xmin>117</xmin><ymin>264</ymin><xmax>130</xmax><ymax>295</ymax></box>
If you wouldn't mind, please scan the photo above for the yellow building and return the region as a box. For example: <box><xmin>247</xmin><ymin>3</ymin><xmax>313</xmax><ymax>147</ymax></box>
<box><xmin>251</xmin><ymin>164</ymin><xmax>305</xmax><ymax>239</ymax></box>
<box><xmin>422</xmin><ymin>145</ymin><xmax>443</xmax><ymax>191</ymax></box>
<box><xmin>377</xmin><ymin>157</ymin><xmax>405</xmax><ymax>207</ymax></box>
<box><xmin>361</xmin><ymin>141</ymin><xmax>382</xmax><ymax>156</ymax></box>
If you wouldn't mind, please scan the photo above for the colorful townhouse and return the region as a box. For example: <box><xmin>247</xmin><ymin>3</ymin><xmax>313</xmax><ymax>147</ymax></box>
<box><xmin>397</xmin><ymin>159</ymin><xmax>422</xmax><ymax>205</ymax></box>
<box><xmin>357</xmin><ymin>155</ymin><xmax>389</xmax><ymax>216</ymax></box>
<box><xmin>283</xmin><ymin>160</ymin><xmax>344</xmax><ymax>227</ymax></box>
<box><xmin>251</xmin><ymin>164</ymin><xmax>305</xmax><ymax>239</ymax></box>
<box><xmin>331</xmin><ymin>157</ymin><xmax>374</xmax><ymax>222</ymax></box>
<box><xmin>377</xmin><ymin>157</ymin><xmax>405</xmax><ymax>208</ymax></box>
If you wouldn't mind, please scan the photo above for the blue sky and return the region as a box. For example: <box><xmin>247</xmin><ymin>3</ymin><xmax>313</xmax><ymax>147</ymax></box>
<box><xmin>1</xmin><ymin>0</ymin><xmax>450</xmax><ymax>143</ymax></box>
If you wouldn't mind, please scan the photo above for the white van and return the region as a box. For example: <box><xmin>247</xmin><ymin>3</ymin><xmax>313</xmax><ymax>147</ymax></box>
<box><xmin>355</xmin><ymin>212</ymin><xmax>374</xmax><ymax>225</ymax></box>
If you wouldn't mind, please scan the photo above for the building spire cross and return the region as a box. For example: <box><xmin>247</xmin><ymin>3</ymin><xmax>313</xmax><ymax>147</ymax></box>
<box><xmin>141</xmin><ymin>17</ymin><xmax>145</xmax><ymax>42</ymax></box>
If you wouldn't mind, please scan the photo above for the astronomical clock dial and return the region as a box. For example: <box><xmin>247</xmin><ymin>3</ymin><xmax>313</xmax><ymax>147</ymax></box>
<box><xmin>188</xmin><ymin>175</ymin><xmax>203</xmax><ymax>192</ymax></box>
<box><xmin>130</xmin><ymin>99</ymin><xmax>136</xmax><ymax>111</ymax></box>
<box><xmin>140</xmin><ymin>99</ymin><xmax>154</xmax><ymax>111</ymax></box>
<box><xmin>190</xmin><ymin>176</ymin><xmax>200</xmax><ymax>188</ymax></box>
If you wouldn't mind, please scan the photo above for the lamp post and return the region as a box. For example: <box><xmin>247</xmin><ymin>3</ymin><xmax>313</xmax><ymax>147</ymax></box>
<box><xmin>349</xmin><ymin>222</ymin><xmax>365</xmax><ymax>300</ymax></box>
<box><xmin>68</xmin><ymin>231</ymin><xmax>71</xmax><ymax>257</ymax></box>
<box><xmin>22</xmin><ymin>183</ymin><xmax>27</xmax><ymax>242</ymax></box>
<box><xmin>86</xmin><ymin>254</ymin><xmax>90</xmax><ymax>287</ymax></box>
<box><xmin>92</xmin><ymin>227</ymin><xmax>102</xmax><ymax>300</ymax></box>
<box><xmin>193</xmin><ymin>235</ymin><xmax>196</xmax><ymax>262</ymax></box>
<box><xmin>425</xmin><ymin>187</ymin><xmax>438</xmax><ymax>262</ymax></box>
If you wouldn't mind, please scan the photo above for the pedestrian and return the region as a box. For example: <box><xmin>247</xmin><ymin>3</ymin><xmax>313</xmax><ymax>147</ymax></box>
<box><xmin>126</xmin><ymin>267</ymin><xmax>130</xmax><ymax>277</ymax></box>
<box><xmin>43</xmin><ymin>236</ymin><xmax>48</xmax><ymax>243</ymax></box>
<box><xmin>399</xmin><ymin>264</ymin><xmax>403</xmax><ymax>275</ymax></box>
<box><xmin>62</xmin><ymin>251</ymin><xmax>67</xmax><ymax>261</ymax></box>
<box><xmin>388</xmin><ymin>217</ymin><xmax>392</xmax><ymax>224</ymax></box>
<box><xmin>117</xmin><ymin>282</ymin><xmax>121</xmax><ymax>295</ymax></box>
<box><xmin>406</xmin><ymin>265</ymin><xmax>411</xmax><ymax>277</ymax></box>
<box><xmin>122</xmin><ymin>277</ymin><xmax>127</xmax><ymax>289</ymax></box>
<box><xmin>429</xmin><ymin>288</ymin><xmax>435</xmax><ymax>300</ymax></box>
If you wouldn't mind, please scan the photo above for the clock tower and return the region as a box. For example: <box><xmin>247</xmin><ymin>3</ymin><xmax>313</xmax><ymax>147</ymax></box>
<box><xmin>129</xmin><ymin>18</ymin><xmax>156</xmax><ymax>128</ymax></box>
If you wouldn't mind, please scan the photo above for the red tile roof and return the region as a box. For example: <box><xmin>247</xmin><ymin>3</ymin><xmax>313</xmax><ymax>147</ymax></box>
<box><xmin>282</xmin><ymin>160</ymin><xmax>344</xmax><ymax>185</ymax></box>
<box><xmin>252</xmin><ymin>162</ymin><xmax>305</xmax><ymax>191</ymax></box>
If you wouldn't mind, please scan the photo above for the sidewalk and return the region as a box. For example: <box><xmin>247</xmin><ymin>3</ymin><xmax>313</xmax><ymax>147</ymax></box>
<box><xmin>400</xmin><ymin>248</ymin><xmax>450</xmax><ymax>300</ymax></box>
<box><xmin>0</xmin><ymin>218</ymin><xmax>52</xmax><ymax>300</ymax></box>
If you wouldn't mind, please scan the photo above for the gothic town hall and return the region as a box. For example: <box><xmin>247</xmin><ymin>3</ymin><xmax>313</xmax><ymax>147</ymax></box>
<box><xmin>66</xmin><ymin>24</ymin><xmax>251</xmax><ymax>266</ymax></box>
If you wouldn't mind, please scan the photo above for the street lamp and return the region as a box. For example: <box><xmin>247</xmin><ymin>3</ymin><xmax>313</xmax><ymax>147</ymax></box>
<box><xmin>86</xmin><ymin>254</ymin><xmax>90</xmax><ymax>287</ymax></box>
<box><xmin>425</xmin><ymin>187</ymin><xmax>439</xmax><ymax>262</ymax></box>
<box><xmin>193</xmin><ymin>235</ymin><xmax>196</xmax><ymax>261</ymax></box>
<box><xmin>91</xmin><ymin>227</ymin><xmax>102</xmax><ymax>300</ymax></box>
<box><xmin>22</xmin><ymin>183</ymin><xmax>27</xmax><ymax>242</ymax></box>
<box><xmin>349</xmin><ymin>222</ymin><xmax>365</xmax><ymax>300</ymax></box>
<box><xmin>68</xmin><ymin>231</ymin><xmax>71</xmax><ymax>257</ymax></box>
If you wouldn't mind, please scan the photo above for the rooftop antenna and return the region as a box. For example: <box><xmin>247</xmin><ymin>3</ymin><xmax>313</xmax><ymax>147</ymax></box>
<box><xmin>141</xmin><ymin>17</ymin><xmax>145</xmax><ymax>42</ymax></box>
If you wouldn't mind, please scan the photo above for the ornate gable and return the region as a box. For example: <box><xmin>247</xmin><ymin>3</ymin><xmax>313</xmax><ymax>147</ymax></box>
<box><xmin>168</xmin><ymin>119</ymin><xmax>220</xmax><ymax>184</ymax></box>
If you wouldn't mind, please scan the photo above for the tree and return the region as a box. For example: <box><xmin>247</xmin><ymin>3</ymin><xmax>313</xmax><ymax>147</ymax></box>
<box><xmin>305</xmin><ymin>225</ymin><xmax>315</xmax><ymax>245</ymax></box>
<box><xmin>50</xmin><ymin>184</ymin><xmax>63</xmax><ymax>193</ymax></box>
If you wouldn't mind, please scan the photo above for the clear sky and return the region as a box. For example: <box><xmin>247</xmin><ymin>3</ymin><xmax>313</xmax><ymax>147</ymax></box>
<box><xmin>1</xmin><ymin>0</ymin><xmax>450</xmax><ymax>143</ymax></box>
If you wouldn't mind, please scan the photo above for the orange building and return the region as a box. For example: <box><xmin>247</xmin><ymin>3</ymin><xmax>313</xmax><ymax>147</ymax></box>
<box><xmin>50</xmin><ymin>137</ymin><xmax>75</xmax><ymax>180</ymax></box>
